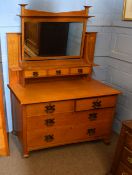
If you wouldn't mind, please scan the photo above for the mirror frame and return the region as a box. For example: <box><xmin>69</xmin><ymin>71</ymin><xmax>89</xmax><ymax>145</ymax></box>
<box><xmin>19</xmin><ymin>4</ymin><xmax>92</xmax><ymax>61</ymax></box>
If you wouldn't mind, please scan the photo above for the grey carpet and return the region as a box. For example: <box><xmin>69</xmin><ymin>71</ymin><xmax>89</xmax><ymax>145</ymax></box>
<box><xmin>0</xmin><ymin>133</ymin><xmax>118</xmax><ymax>175</ymax></box>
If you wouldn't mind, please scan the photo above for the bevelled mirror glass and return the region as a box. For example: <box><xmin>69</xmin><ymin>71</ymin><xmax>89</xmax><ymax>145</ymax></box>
<box><xmin>24</xmin><ymin>22</ymin><xmax>83</xmax><ymax>58</ymax></box>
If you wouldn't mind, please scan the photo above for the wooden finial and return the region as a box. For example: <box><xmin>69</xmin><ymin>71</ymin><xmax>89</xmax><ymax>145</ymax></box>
<box><xmin>18</xmin><ymin>4</ymin><xmax>28</xmax><ymax>7</ymax></box>
<box><xmin>84</xmin><ymin>6</ymin><xmax>92</xmax><ymax>15</ymax></box>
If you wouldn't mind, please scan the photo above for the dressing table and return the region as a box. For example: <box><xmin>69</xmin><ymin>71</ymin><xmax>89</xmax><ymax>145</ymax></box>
<box><xmin>7</xmin><ymin>4</ymin><xmax>120</xmax><ymax>157</ymax></box>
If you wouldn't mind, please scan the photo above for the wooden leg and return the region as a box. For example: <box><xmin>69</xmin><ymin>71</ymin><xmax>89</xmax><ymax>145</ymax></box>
<box><xmin>23</xmin><ymin>153</ymin><xmax>29</xmax><ymax>158</ymax></box>
<box><xmin>103</xmin><ymin>137</ymin><xmax>111</xmax><ymax>145</ymax></box>
<box><xmin>12</xmin><ymin>130</ymin><xmax>17</xmax><ymax>136</ymax></box>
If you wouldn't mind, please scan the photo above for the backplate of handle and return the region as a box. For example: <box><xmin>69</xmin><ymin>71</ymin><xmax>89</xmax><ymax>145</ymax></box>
<box><xmin>88</xmin><ymin>113</ymin><xmax>97</xmax><ymax>121</ymax></box>
<box><xmin>44</xmin><ymin>135</ymin><xmax>54</xmax><ymax>142</ymax></box>
<box><xmin>78</xmin><ymin>68</ymin><xmax>83</xmax><ymax>74</ymax></box>
<box><xmin>92</xmin><ymin>99</ymin><xmax>102</xmax><ymax>109</ymax></box>
<box><xmin>45</xmin><ymin>118</ymin><xmax>55</xmax><ymax>126</ymax></box>
<box><xmin>45</xmin><ymin>104</ymin><xmax>55</xmax><ymax>113</ymax></box>
<box><xmin>127</xmin><ymin>156</ymin><xmax>132</xmax><ymax>164</ymax></box>
<box><xmin>56</xmin><ymin>70</ymin><xmax>61</xmax><ymax>75</ymax></box>
<box><xmin>122</xmin><ymin>172</ymin><xmax>128</xmax><ymax>175</ymax></box>
<box><xmin>33</xmin><ymin>71</ymin><xmax>39</xmax><ymax>78</ymax></box>
<box><xmin>87</xmin><ymin>128</ymin><xmax>96</xmax><ymax>136</ymax></box>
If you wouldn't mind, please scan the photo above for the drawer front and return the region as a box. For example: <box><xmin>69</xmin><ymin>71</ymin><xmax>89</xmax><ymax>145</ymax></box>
<box><xmin>125</xmin><ymin>132</ymin><xmax>132</xmax><ymax>151</ymax></box>
<box><xmin>24</xmin><ymin>70</ymin><xmax>47</xmax><ymax>78</ymax></box>
<box><xmin>70</xmin><ymin>67</ymin><xmax>91</xmax><ymax>75</ymax></box>
<box><xmin>26</xmin><ymin>100</ymin><xmax>74</xmax><ymax>117</ymax></box>
<box><xmin>121</xmin><ymin>147</ymin><xmax>132</xmax><ymax>169</ymax></box>
<box><xmin>27</xmin><ymin>121</ymin><xmax>111</xmax><ymax>150</ymax></box>
<box><xmin>116</xmin><ymin>162</ymin><xmax>132</xmax><ymax>175</ymax></box>
<box><xmin>27</xmin><ymin>108</ymin><xmax>115</xmax><ymax>131</ymax></box>
<box><xmin>76</xmin><ymin>95</ymin><xmax>117</xmax><ymax>111</ymax></box>
<box><xmin>48</xmin><ymin>68</ymin><xmax>69</xmax><ymax>76</ymax></box>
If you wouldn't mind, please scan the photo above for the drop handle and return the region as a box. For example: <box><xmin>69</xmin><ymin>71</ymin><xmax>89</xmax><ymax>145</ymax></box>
<box><xmin>45</xmin><ymin>118</ymin><xmax>55</xmax><ymax>127</ymax></box>
<box><xmin>45</xmin><ymin>104</ymin><xmax>55</xmax><ymax>113</ymax></box>
<box><xmin>32</xmin><ymin>71</ymin><xmax>39</xmax><ymax>78</ymax></box>
<box><xmin>87</xmin><ymin>128</ymin><xmax>96</xmax><ymax>136</ymax></box>
<box><xmin>92</xmin><ymin>99</ymin><xmax>102</xmax><ymax>109</ymax></box>
<box><xmin>44</xmin><ymin>135</ymin><xmax>54</xmax><ymax>142</ymax></box>
<box><xmin>122</xmin><ymin>172</ymin><xmax>128</xmax><ymax>175</ymax></box>
<box><xmin>56</xmin><ymin>70</ymin><xmax>61</xmax><ymax>75</ymax></box>
<box><xmin>88</xmin><ymin>113</ymin><xmax>97</xmax><ymax>121</ymax></box>
<box><xmin>127</xmin><ymin>157</ymin><xmax>132</xmax><ymax>164</ymax></box>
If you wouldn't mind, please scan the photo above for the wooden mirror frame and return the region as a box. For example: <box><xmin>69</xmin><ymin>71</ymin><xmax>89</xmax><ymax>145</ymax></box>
<box><xmin>19</xmin><ymin>4</ymin><xmax>93</xmax><ymax>61</ymax></box>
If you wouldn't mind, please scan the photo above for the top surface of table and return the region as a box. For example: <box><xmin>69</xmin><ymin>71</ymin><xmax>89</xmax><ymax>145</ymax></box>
<box><xmin>9</xmin><ymin>79</ymin><xmax>121</xmax><ymax>105</ymax></box>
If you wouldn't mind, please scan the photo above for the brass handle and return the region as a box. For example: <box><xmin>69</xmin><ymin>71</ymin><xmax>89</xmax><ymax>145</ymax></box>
<box><xmin>127</xmin><ymin>157</ymin><xmax>132</xmax><ymax>164</ymax></box>
<box><xmin>45</xmin><ymin>104</ymin><xmax>55</xmax><ymax>113</ymax></box>
<box><xmin>45</xmin><ymin>118</ymin><xmax>55</xmax><ymax>127</ymax></box>
<box><xmin>33</xmin><ymin>71</ymin><xmax>39</xmax><ymax>78</ymax></box>
<box><xmin>78</xmin><ymin>68</ymin><xmax>83</xmax><ymax>74</ymax></box>
<box><xmin>88</xmin><ymin>113</ymin><xmax>97</xmax><ymax>121</ymax></box>
<box><xmin>56</xmin><ymin>70</ymin><xmax>61</xmax><ymax>75</ymax></box>
<box><xmin>92</xmin><ymin>99</ymin><xmax>102</xmax><ymax>109</ymax></box>
<box><xmin>87</xmin><ymin>128</ymin><xmax>96</xmax><ymax>136</ymax></box>
<box><xmin>122</xmin><ymin>172</ymin><xmax>128</xmax><ymax>175</ymax></box>
<box><xmin>44</xmin><ymin>135</ymin><xmax>54</xmax><ymax>142</ymax></box>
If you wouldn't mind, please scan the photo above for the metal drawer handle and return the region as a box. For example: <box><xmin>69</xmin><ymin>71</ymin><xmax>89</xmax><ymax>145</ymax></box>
<box><xmin>78</xmin><ymin>68</ymin><xmax>83</xmax><ymax>74</ymax></box>
<box><xmin>127</xmin><ymin>157</ymin><xmax>132</xmax><ymax>164</ymax></box>
<box><xmin>56</xmin><ymin>70</ymin><xmax>61</xmax><ymax>75</ymax></box>
<box><xmin>33</xmin><ymin>71</ymin><xmax>39</xmax><ymax>78</ymax></box>
<box><xmin>88</xmin><ymin>113</ymin><xmax>97</xmax><ymax>121</ymax></box>
<box><xmin>92</xmin><ymin>99</ymin><xmax>102</xmax><ymax>109</ymax></box>
<box><xmin>87</xmin><ymin>128</ymin><xmax>96</xmax><ymax>136</ymax></box>
<box><xmin>44</xmin><ymin>135</ymin><xmax>54</xmax><ymax>142</ymax></box>
<box><xmin>45</xmin><ymin>118</ymin><xmax>55</xmax><ymax>127</ymax></box>
<box><xmin>45</xmin><ymin>104</ymin><xmax>55</xmax><ymax>113</ymax></box>
<box><xmin>122</xmin><ymin>172</ymin><xmax>128</xmax><ymax>175</ymax></box>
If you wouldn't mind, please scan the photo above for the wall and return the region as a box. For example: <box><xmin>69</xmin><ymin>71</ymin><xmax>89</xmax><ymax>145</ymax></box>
<box><xmin>105</xmin><ymin>0</ymin><xmax>132</xmax><ymax>133</ymax></box>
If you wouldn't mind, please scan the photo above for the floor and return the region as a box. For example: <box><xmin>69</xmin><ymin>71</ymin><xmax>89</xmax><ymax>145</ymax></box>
<box><xmin>0</xmin><ymin>133</ymin><xmax>118</xmax><ymax>175</ymax></box>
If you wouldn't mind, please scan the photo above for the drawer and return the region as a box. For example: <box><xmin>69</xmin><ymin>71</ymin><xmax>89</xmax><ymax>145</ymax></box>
<box><xmin>48</xmin><ymin>68</ymin><xmax>69</xmax><ymax>76</ymax></box>
<box><xmin>121</xmin><ymin>147</ymin><xmax>132</xmax><ymax>169</ymax></box>
<box><xmin>70</xmin><ymin>67</ymin><xmax>91</xmax><ymax>75</ymax></box>
<box><xmin>116</xmin><ymin>162</ymin><xmax>132</xmax><ymax>175</ymax></box>
<box><xmin>125</xmin><ymin>132</ymin><xmax>132</xmax><ymax>151</ymax></box>
<box><xmin>76</xmin><ymin>95</ymin><xmax>117</xmax><ymax>111</ymax></box>
<box><xmin>27</xmin><ymin>108</ymin><xmax>115</xmax><ymax>131</ymax></box>
<box><xmin>24</xmin><ymin>70</ymin><xmax>47</xmax><ymax>78</ymax></box>
<box><xmin>27</xmin><ymin>121</ymin><xmax>111</xmax><ymax>150</ymax></box>
<box><xmin>26</xmin><ymin>100</ymin><xmax>74</xmax><ymax>117</ymax></box>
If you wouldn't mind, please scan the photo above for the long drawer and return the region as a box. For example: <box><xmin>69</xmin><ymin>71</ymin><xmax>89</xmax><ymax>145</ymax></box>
<box><xmin>116</xmin><ymin>162</ymin><xmax>132</xmax><ymax>175</ymax></box>
<box><xmin>27</xmin><ymin>121</ymin><xmax>111</xmax><ymax>150</ymax></box>
<box><xmin>26</xmin><ymin>100</ymin><xmax>74</xmax><ymax>117</ymax></box>
<box><xmin>76</xmin><ymin>95</ymin><xmax>117</xmax><ymax>111</ymax></box>
<box><xmin>121</xmin><ymin>147</ymin><xmax>132</xmax><ymax>170</ymax></box>
<box><xmin>125</xmin><ymin>132</ymin><xmax>132</xmax><ymax>151</ymax></box>
<box><xmin>27</xmin><ymin>108</ymin><xmax>115</xmax><ymax>131</ymax></box>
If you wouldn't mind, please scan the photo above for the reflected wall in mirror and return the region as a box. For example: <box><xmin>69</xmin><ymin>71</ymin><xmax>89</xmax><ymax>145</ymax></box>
<box><xmin>24</xmin><ymin>22</ymin><xmax>83</xmax><ymax>58</ymax></box>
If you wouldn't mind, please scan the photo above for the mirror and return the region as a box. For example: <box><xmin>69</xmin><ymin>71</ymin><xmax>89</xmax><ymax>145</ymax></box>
<box><xmin>24</xmin><ymin>22</ymin><xmax>83</xmax><ymax>58</ymax></box>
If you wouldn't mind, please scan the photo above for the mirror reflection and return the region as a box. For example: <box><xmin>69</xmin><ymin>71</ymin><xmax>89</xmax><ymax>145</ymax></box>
<box><xmin>24</xmin><ymin>22</ymin><xmax>83</xmax><ymax>58</ymax></box>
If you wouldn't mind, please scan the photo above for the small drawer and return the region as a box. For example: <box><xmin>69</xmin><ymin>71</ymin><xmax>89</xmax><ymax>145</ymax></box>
<box><xmin>26</xmin><ymin>100</ymin><xmax>74</xmax><ymax>117</ymax></box>
<box><xmin>116</xmin><ymin>162</ymin><xmax>132</xmax><ymax>175</ymax></box>
<box><xmin>48</xmin><ymin>68</ymin><xmax>69</xmax><ymax>76</ymax></box>
<box><xmin>27</xmin><ymin>108</ymin><xmax>115</xmax><ymax>131</ymax></box>
<box><xmin>125</xmin><ymin>132</ymin><xmax>132</xmax><ymax>151</ymax></box>
<box><xmin>121</xmin><ymin>147</ymin><xmax>132</xmax><ymax>169</ymax></box>
<box><xmin>76</xmin><ymin>95</ymin><xmax>117</xmax><ymax>111</ymax></box>
<box><xmin>24</xmin><ymin>70</ymin><xmax>47</xmax><ymax>78</ymax></box>
<box><xmin>70</xmin><ymin>67</ymin><xmax>91</xmax><ymax>75</ymax></box>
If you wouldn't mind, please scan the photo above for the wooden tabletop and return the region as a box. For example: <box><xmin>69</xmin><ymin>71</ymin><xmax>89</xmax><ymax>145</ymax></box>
<box><xmin>8</xmin><ymin>79</ymin><xmax>121</xmax><ymax>105</ymax></box>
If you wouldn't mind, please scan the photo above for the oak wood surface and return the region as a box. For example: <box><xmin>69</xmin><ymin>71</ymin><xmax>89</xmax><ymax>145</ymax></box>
<box><xmin>8</xmin><ymin>79</ymin><xmax>120</xmax><ymax>105</ymax></box>
<box><xmin>0</xmin><ymin>72</ymin><xmax>9</xmax><ymax>156</ymax></box>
